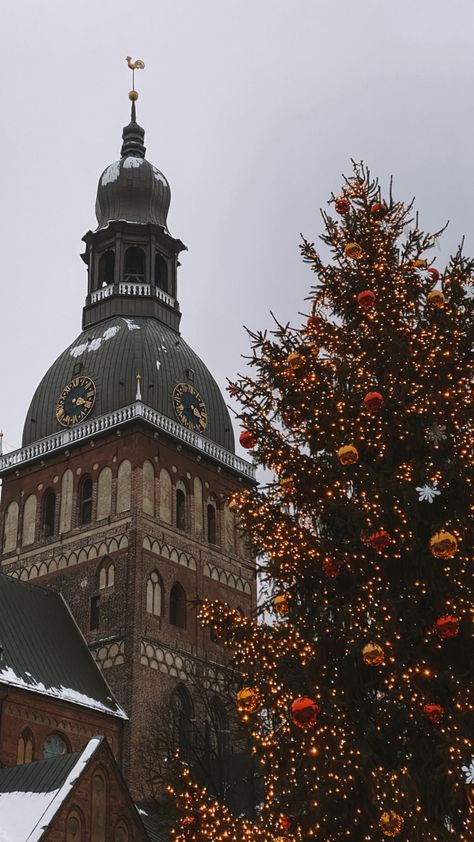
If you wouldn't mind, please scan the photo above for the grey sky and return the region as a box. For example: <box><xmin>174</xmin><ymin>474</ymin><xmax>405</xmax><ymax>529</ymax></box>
<box><xmin>1</xmin><ymin>0</ymin><xmax>473</xmax><ymax>454</ymax></box>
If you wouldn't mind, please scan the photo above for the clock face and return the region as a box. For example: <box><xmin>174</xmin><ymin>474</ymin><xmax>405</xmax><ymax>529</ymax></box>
<box><xmin>173</xmin><ymin>383</ymin><xmax>208</xmax><ymax>431</ymax></box>
<box><xmin>56</xmin><ymin>376</ymin><xmax>96</xmax><ymax>427</ymax></box>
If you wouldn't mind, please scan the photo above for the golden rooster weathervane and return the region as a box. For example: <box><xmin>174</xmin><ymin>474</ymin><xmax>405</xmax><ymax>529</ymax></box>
<box><xmin>126</xmin><ymin>56</ymin><xmax>145</xmax><ymax>102</ymax></box>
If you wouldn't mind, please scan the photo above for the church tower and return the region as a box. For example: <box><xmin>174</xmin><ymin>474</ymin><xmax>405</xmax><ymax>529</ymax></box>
<box><xmin>0</xmin><ymin>88</ymin><xmax>256</xmax><ymax>795</ymax></box>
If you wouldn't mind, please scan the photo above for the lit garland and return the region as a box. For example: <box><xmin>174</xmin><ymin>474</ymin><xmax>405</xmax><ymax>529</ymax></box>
<box><xmin>174</xmin><ymin>163</ymin><xmax>473</xmax><ymax>841</ymax></box>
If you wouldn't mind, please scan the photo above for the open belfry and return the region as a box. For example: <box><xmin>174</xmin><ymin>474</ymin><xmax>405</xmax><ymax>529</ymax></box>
<box><xmin>0</xmin><ymin>62</ymin><xmax>256</xmax><ymax>802</ymax></box>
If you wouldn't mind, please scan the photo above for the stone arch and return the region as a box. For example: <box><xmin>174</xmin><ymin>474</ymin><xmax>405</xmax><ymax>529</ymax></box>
<box><xmin>193</xmin><ymin>476</ymin><xmax>203</xmax><ymax>538</ymax></box>
<box><xmin>159</xmin><ymin>468</ymin><xmax>172</xmax><ymax>523</ymax></box>
<box><xmin>59</xmin><ymin>468</ymin><xmax>73</xmax><ymax>533</ymax></box>
<box><xmin>3</xmin><ymin>500</ymin><xmax>19</xmax><ymax>552</ymax></box>
<box><xmin>66</xmin><ymin>808</ymin><xmax>84</xmax><ymax>842</ymax></box>
<box><xmin>22</xmin><ymin>494</ymin><xmax>37</xmax><ymax>546</ymax></box>
<box><xmin>97</xmin><ymin>466</ymin><xmax>112</xmax><ymax>520</ymax></box>
<box><xmin>116</xmin><ymin>459</ymin><xmax>131</xmax><ymax>513</ymax></box>
<box><xmin>143</xmin><ymin>460</ymin><xmax>155</xmax><ymax>516</ymax></box>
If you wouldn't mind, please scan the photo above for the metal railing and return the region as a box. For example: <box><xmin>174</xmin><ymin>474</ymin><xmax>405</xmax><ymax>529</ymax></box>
<box><xmin>90</xmin><ymin>283</ymin><xmax>174</xmax><ymax>308</ymax></box>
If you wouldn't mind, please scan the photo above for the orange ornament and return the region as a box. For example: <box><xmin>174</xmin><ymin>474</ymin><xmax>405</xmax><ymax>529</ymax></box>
<box><xmin>434</xmin><ymin>614</ymin><xmax>460</xmax><ymax>639</ymax></box>
<box><xmin>357</xmin><ymin>289</ymin><xmax>376</xmax><ymax>308</ymax></box>
<box><xmin>362</xmin><ymin>642</ymin><xmax>384</xmax><ymax>665</ymax></box>
<box><xmin>429</xmin><ymin>530</ymin><xmax>458</xmax><ymax>558</ymax></box>
<box><xmin>379</xmin><ymin>811</ymin><xmax>404</xmax><ymax>837</ymax></box>
<box><xmin>287</xmin><ymin>351</ymin><xmax>305</xmax><ymax>369</ymax></box>
<box><xmin>423</xmin><ymin>703</ymin><xmax>445</xmax><ymax>723</ymax></box>
<box><xmin>345</xmin><ymin>242</ymin><xmax>364</xmax><ymax>260</ymax></box>
<box><xmin>290</xmin><ymin>697</ymin><xmax>319</xmax><ymax>729</ymax></box>
<box><xmin>274</xmin><ymin>593</ymin><xmax>290</xmax><ymax>616</ymax></box>
<box><xmin>337</xmin><ymin>445</ymin><xmax>359</xmax><ymax>465</ymax></box>
<box><xmin>427</xmin><ymin>289</ymin><xmax>445</xmax><ymax>308</ymax></box>
<box><xmin>363</xmin><ymin>391</ymin><xmax>384</xmax><ymax>411</ymax></box>
<box><xmin>236</xmin><ymin>687</ymin><xmax>261</xmax><ymax>715</ymax></box>
<box><xmin>239</xmin><ymin>430</ymin><xmax>257</xmax><ymax>449</ymax></box>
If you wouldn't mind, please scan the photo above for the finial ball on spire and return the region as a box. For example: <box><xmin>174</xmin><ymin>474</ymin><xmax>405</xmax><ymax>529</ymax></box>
<box><xmin>129</xmin><ymin>90</ymin><xmax>139</xmax><ymax>102</ymax></box>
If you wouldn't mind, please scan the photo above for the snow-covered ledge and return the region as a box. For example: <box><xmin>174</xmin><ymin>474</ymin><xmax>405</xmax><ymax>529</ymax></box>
<box><xmin>0</xmin><ymin>402</ymin><xmax>255</xmax><ymax>480</ymax></box>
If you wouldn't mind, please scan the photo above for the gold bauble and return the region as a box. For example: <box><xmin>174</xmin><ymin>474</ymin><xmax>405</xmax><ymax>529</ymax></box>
<box><xmin>337</xmin><ymin>444</ymin><xmax>359</xmax><ymax>465</ymax></box>
<box><xmin>379</xmin><ymin>810</ymin><xmax>404</xmax><ymax>837</ymax></box>
<box><xmin>287</xmin><ymin>351</ymin><xmax>305</xmax><ymax>369</ymax></box>
<box><xmin>427</xmin><ymin>289</ymin><xmax>445</xmax><ymax>308</ymax></box>
<box><xmin>345</xmin><ymin>242</ymin><xmax>364</xmax><ymax>260</ymax></box>
<box><xmin>362</xmin><ymin>642</ymin><xmax>384</xmax><ymax>666</ymax></box>
<box><xmin>236</xmin><ymin>687</ymin><xmax>261</xmax><ymax>714</ymax></box>
<box><xmin>429</xmin><ymin>530</ymin><xmax>458</xmax><ymax>558</ymax></box>
<box><xmin>128</xmin><ymin>89</ymin><xmax>139</xmax><ymax>101</ymax></box>
<box><xmin>274</xmin><ymin>594</ymin><xmax>289</xmax><ymax>615</ymax></box>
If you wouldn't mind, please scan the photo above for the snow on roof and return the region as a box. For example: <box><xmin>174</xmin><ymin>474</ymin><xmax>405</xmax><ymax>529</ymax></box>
<box><xmin>0</xmin><ymin>737</ymin><xmax>101</xmax><ymax>842</ymax></box>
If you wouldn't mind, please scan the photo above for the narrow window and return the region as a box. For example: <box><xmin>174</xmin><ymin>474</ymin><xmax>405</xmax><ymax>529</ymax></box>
<box><xmin>42</xmin><ymin>490</ymin><xmax>56</xmax><ymax>537</ymax></box>
<box><xmin>98</xmin><ymin>250</ymin><xmax>115</xmax><ymax>287</ymax></box>
<box><xmin>90</xmin><ymin>595</ymin><xmax>100</xmax><ymax>630</ymax></box>
<box><xmin>98</xmin><ymin>559</ymin><xmax>115</xmax><ymax>590</ymax></box>
<box><xmin>171</xmin><ymin>686</ymin><xmax>194</xmax><ymax>759</ymax></box>
<box><xmin>210</xmin><ymin>697</ymin><xmax>230</xmax><ymax>755</ymax></box>
<box><xmin>207</xmin><ymin>503</ymin><xmax>217</xmax><ymax>544</ymax></box>
<box><xmin>154</xmin><ymin>252</ymin><xmax>168</xmax><ymax>292</ymax></box>
<box><xmin>124</xmin><ymin>246</ymin><xmax>145</xmax><ymax>283</ymax></box>
<box><xmin>176</xmin><ymin>489</ymin><xmax>186</xmax><ymax>531</ymax></box>
<box><xmin>79</xmin><ymin>476</ymin><xmax>93</xmax><ymax>525</ymax></box>
<box><xmin>91</xmin><ymin>772</ymin><xmax>107</xmax><ymax>842</ymax></box>
<box><xmin>170</xmin><ymin>583</ymin><xmax>186</xmax><ymax>629</ymax></box>
<box><xmin>17</xmin><ymin>728</ymin><xmax>34</xmax><ymax>764</ymax></box>
<box><xmin>66</xmin><ymin>812</ymin><xmax>83</xmax><ymax>842</ymax></box>
<box><xmin>146</xmin><ymin>571</ymin><xmax>162</xmax><ymax>617</ymax></box>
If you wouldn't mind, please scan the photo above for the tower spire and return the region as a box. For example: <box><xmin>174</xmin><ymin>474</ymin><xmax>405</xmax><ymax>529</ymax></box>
<box><xmin>121</xmin><ymin>56</ymin><xmax>146</xmax><ymax>158</ymax></box>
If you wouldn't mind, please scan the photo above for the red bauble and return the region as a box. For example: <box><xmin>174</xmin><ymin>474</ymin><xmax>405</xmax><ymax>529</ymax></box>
<box><xmin>306</xmin><ymin>314</ymin><xmax>322</xmax><ymax>333</ymax></box>
<box><xmin>364</xmin><ymin>391</ymin><xmax>384</xmax><ymax>411</ymax></box>
<box><xmin>366</xmin><ymin>530</ymin><xmax>391</xmax><ymax>551</ymax></box>
<box><xmin>335</xmin><ymin>196</ymin><xmax>350</xmax><ymax>214</ymax></box>
<box><xmin>427</xmin><ymin>267</ymin><xmax>440</xmax><ymax>282</ymax></box>
<box><xmin>357</xmin><ymin>290</ymin><xmax>376</xmax><ymax>308</ymax></box>
<box><xmin>239</xmin><ymin>430</ymin><xmax>257</xmax><ymax>449</ymax></box>
<box><xmin>370</xmin><ymin>202</ymin><xmax>387</xmax><ymax>219</ymax></box>
<box><xmin>290</xmin><ymin>697</ymin><xmax>319</xmax><ymax>729</ymax></box>
<box><xmin>323</xmin><ymin>557</ymin><xmax>343</xmax><ymax>578</ymax></box>
<box><xmin>434</xmin><ymin>615</ymin><xmax>460</xmax><ymax>639</ymax></box>
<box><xmin>278</xmin><ymin>815</ymin><xmax>296</xmax><ymax>833</ymax></box>
<box><xmin>423</xmin><ymin>703</ymin><xmax>445</xmax><ymax>723</ymax></box>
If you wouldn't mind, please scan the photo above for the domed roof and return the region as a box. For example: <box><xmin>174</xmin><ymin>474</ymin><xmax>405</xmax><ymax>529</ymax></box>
<box><xmin>95</xmin><ymin>106</ymin><xmax>171</xmax><ymax>231</ymax></box>
<box><xmin>22</xmin><ymin>316</ymin><xmax>235</xmax><ymax>452</ymax></box>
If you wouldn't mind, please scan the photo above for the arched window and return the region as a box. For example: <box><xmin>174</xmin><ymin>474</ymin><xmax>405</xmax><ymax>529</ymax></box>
<box><xmin>3</xmin><ymin>501</ymin><xmax>19</xmax><ymax>552</ymax></box>
<box><xmin>171</xmin><ymin>685</ymin><xmax>194</xmax><ymax>758</ymax></box>
<box><xmin>98</xmin><ymin>558</ymin><xmax>115</xmax><ymax>590</ymax></box>
<box><xmin>98</xmin><ymin>250</ymin><xmax>115</xmax><ymax>287</ymax></box>
<box><xmin>17</xmin><ymin>728</ymin><xmax>34</xmax><ymax>764</ymax></box>
<box><xmin>176</xmin><ymin>488</ymin><xmax>186</xmax><ymax>531</ymax></box>
<box><xmin>79</xmin><ymin>475</ymin><xmax>93</xmax><ymax>525</ymax></box>
<box><xmin>42</xmin><ymin>490</ymin><xmax>56</xmax><ymax>537</ymax></box>
<box><xmin>154</xmin><ymin>252</ymin><xmax>168</xmax><ymax>292</ymax></box>
<box><xmin>43</xmin><ymin>732</ymin><xmax>68</xmax><ymax>759</ymax></box>
<box><xmin>124</xmin><ymin>246</ymin><xmax>145</xmax><ymax>283</ymax></box>
<box><xmin>66</xmin><ymin>811</ymin><xmax>83</xmax><ymax>842</ymax></box>
<box><xmin>170</xmin><ymin>583</ymin><xmax>186</xmax><ymax>629</ymax></box>
<box><xmin>91</xmin><ymin>770</ymin><xmax>107</xmax><ymax>842</ymax></box>
<box><xmin>207</xmin><ymin>502</ymin><xmax>217</xmax><ymax>544</ymax></box>
<box><xmin>146</xmin><ymin>570</ymin><xmax>163</xmax><ymax>617</ymax></box>
<box><xmin>210</xmin><ymin>697</ymin><xmax>230</xmax><ymax>755</ymax></box>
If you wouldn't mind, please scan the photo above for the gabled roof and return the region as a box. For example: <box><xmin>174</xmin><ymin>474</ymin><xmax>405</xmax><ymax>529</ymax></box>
<box><xmin>0</xmin><ymin>573</ymin><xmax>126</xmax><ymax>719</ymax></box>
<box><xmin>0</xmin><ymin>736</ymin><xmax>101</xmax><ymax>842</ymax></box>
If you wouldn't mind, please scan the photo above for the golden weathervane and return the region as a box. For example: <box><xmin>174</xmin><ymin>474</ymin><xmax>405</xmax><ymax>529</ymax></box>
<box><xmin>126</xmin><ymin>56</ymin><xmax>145</xmax><ymax>101</ymax></box>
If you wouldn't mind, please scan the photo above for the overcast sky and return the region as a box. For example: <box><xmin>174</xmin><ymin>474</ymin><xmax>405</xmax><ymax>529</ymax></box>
<box><xmin>1</xmin><ymin>0</ymin><xmax>474</xmax><ymax>455</ymax></box>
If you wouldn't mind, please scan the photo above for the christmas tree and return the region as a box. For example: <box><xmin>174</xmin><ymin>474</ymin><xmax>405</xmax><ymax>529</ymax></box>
<box><xmin>174</xmin><ymin>164</ymin><xmax>473</xmax><ymax>841</ymax></box>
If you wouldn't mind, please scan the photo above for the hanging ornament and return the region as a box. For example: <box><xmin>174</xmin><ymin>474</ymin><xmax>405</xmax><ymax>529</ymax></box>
<box><xmin>287</xmin><ymin>351</ymin><xmax>305</xmax><ymax>369</ymax></box>
<box><xmin>306</xmin><ymin>313</ymin><xmax>322</xmax><ymax>333</ymax></box>
<box><xmin>370</xmin><ymin>202</ymin><xmax>387</xmax><ymax>219</ymax></box>
<box><xmin>426</xmin><ymin>423</ymin><xmax>447</xmax><ymax>444</ymax></box>
<box><xmin>277</xmin><ymin>815</ymin><xmax>296</xmax><ymax>833</ymax></box>
<box><xmin>236</xmin><ymin>687</ymin><xmax>261</xmax><ymax>715</ymax></box>
<box><xmin>363</xmin><ymin>391</ymin><xmax>384</xmax><ymax>411</ymax></box>
<box><xmin>337</xmin><ymin>444</ymin><xmax>359</xmax><ymax>465</ymax></box>
<box><xmin>357</xmin><ymin>289</ymin><xmax>376</xmax><ymax>308</ymax></box>
<box><xmin>429</xmin><ymin>530</ymin><xmax>458</xmax><ymax>558</ymax></box>
<box><xmin>416</xmin><ymin>482</ymin><xmax>441</xmax><ymax>503</ymax></box>
<box><xmin>427</xmin><ymin>289</ymin><xmax>446</xmax><ymax>308</ymax></box>
<box><xmin>434</xmin><ymin>614</ymin><xmax>460</xmax><ymax>639</ymax></box>
<box><xmin>423</xmin><ymin>703</ymin><xmax>445</xmax><ymax>723</ymax></box>
<box><xmin>410</xmin><ymin>258</ymin><xmax>427</xmax><ymax>269</ymax></box>
<box><xmin>335</xmin><ymin>196</ymin><xmax>350</xmax><ymax>214</ymax></box>
<box><xmin>239</xmin><ymin>430</ymin><xmax>257</xmax><ymax>449</ymax></box>
<box><xmin>290</xmin><ymin>697</ymin><xmax>320</xmax><ymax>729</ymax></box>
<box><xmin>307</xmin><ymin>342</ymin><xmax>320</xmax><ymax>357</ymax></box>
<box><xmin>366</xmin><ymin>529</ymin><xmax>391</xmax><ymax>551</ymax></box>
<box><xmin>274</xmin><ymin>593</ymin><xmax>290</xmax><ymax>615</ymax></box>
<box><xmin>345</xmin><ymin>242</ymin><xmax>364</xmax><ymax>260</ymax></box>
<box><xmin>379</xmin><ymin>811</ymin><xmax>404</xmax><ymax>837</ymax></box>
<box><xmin>280</xmin><ymin>477</ymin><xmax>294</xmax><ymax>494</ymax></box>
<box><xmin>362</xmin><ymin>642</ymin><xmax>385</xmax><ymax>665</ymax></box>
<box><xmin>427</xmin><ymin>266</ymin><xmax>440</xmax><ymax>282</ymax></box>
<box><xmin>323</xmin><ymin>556</ymin><xmax>343</xmax><ymax>578</ymax></box>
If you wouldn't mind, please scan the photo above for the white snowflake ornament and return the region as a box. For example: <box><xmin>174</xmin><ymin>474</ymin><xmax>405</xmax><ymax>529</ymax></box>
<box><xmin>464</xmin><ymin>283</ymin><xmax>474</xmax><ymax>300</ymax></box>
<box><xmin>462</xmin><ymin>758</ymin><xmax>474</xmax><ymax>784</ymax></box>
<box><xmin>416</xmin><ymin>482</ymin><xmax>441</xmax><ymax>503</ymax></box>
<box><xmin>426</xmin><ymin>423</ymin><xmax>447</xmax><ymax>444</ymax></box>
